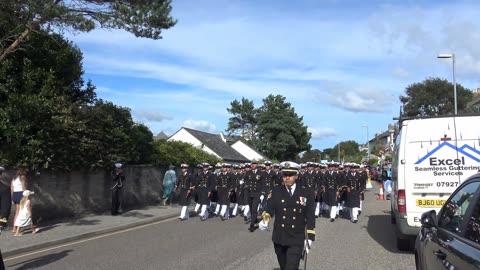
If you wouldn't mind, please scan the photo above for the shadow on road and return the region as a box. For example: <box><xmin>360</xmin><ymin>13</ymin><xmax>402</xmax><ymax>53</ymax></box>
<box><xmin>366</xmin><ymin>215</ymin><xmax>414</xmax><ymax>254</ymax></box>
<box><xmin>121</xmin><ymin>211</ymin><xmax>154</xmax><ymax>219</ymax></box>
<box><xmin>66</xmin><ymin>219</ymin><xmax>101</xmax><ymax>226</ymax></box>
<box><xmin>8</xmin><ymin>249</ymin><xmax>73</xmax><ymax>270</ymax></box>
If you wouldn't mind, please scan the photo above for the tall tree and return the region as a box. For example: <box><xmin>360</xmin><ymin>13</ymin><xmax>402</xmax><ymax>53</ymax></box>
<box><xmin>0</xmin><ymin>29</ymin><xmax>155</xmax><ymax>171</ymax></box>
<box><xmin>255</xmin><ymin>95</ymin><xmax>311</xmax><ymax>160</ymax></box>
<box><xmin>400</xmin><ymin>77</ymin><xmax>472</xmax><ymax>117</ymax></box>
<box><xmin>0</xmin><ymin>0</ymin><xmax>177</xmax><ymax>61</ymax></box>
<box><xmin>226</xmin><ymin>97</ymin><xmax>257</xmax><ymax>140</ymax></box>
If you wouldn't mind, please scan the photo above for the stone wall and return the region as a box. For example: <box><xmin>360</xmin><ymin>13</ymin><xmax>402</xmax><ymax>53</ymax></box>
<box><xmin>1</xmin><ymin>165</ymin><xmax>172</xmax><ymax>224</ymax></box>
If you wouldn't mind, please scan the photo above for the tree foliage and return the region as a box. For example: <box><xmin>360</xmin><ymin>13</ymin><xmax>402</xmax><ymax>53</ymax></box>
<box><xmin>0</xmin><ymin>30</ymin><xmax>154</xmax><ymax>172</ymax></box>
<box><xmin>399</xmin><ymin>77</ymin><xmax>473</xmax><ymax>117</ymax></box>
<box><xmin>151</xmin><ymin>140</ymin><xmax>221</xmax><ymax>167</ymax></box>
<box><xmin>226</xmin><ymin>97</ymin><xmax>257</xmax><ymax>140</ymax></box>
<box><xmin>298</xmin><ymin>149</ymin><xmax>323</xmax><ymax>163</ymax></box>
<box><xmin>255</xmin><ymin>95</ymin><xmax>311</xmax><ymax>161</ymax></box>
<box><xmin>0</xmin><ymin>0</ymin><xmax>177</xmax><ymax>61</ymax></box>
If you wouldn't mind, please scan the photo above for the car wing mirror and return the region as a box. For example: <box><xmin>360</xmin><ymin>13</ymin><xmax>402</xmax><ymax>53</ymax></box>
<box><xmin>420</xmin><ymin>210</ymin><xmax>438</xmax><ymax>228</ymax></box>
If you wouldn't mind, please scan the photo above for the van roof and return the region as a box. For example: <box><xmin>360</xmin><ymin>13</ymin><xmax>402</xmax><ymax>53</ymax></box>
<box><xmin>394</xmin><ymin>112</ymin><xmax>480</xmax><ymax>126</ymax></box>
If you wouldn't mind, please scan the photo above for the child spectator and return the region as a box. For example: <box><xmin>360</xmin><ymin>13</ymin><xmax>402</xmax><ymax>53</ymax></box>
<box><xmin>13</xmin><ymin>190</ymin><xmax>39</xmax><ymax>236</ymax></box>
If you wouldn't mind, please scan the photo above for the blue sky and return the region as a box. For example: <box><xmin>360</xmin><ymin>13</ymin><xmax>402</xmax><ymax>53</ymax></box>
<box><xmin>68</xmin><ymin>0</ymin><xmax>480</xmax><ymax>150</ymax></box>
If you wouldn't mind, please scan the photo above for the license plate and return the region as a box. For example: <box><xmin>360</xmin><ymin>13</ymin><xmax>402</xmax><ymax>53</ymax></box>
<box><xmin>416</xmin><ymin>199</ymin><xmax>446</xmax><ymax>208</ymax></box>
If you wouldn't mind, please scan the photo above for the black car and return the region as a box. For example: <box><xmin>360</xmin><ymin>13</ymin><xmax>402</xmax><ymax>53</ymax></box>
<box><xmin>415</xmin><ymin>173</ymin><xmax>480</xmax><ymax>270</ymax></box>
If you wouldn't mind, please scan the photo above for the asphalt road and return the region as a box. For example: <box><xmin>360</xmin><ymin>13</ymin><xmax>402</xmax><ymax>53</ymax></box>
<box><xmin>4</xmin><ymin>189</ymin><xmax>415</xmax><ymax>270</ymax></box>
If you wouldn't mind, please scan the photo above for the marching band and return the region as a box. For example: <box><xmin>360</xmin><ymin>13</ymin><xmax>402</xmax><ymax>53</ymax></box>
<box><xmin>175</xmin><ymin>160</ymin><xmax>368</xmax><ymax>225</ymax></box>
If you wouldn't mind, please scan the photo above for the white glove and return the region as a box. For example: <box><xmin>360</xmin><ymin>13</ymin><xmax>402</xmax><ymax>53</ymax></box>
<box><xmin>304</xmin><ymin>239</ymin><xmax>313</xmax><ymax>253</ymax></box>
<box><xmin>259</xmin><ymin>220</ymin><xmax>269</xmax><ymax>231</ymax></box>
<box><xmin>239</xmin><ymin>180</ymin><xmax>244</xmax><ymax>185</ymax></box>
<box><xmin>260</xmin><ymin>195</ymin><xmax>265</xmax><ymax>202</ymax></box>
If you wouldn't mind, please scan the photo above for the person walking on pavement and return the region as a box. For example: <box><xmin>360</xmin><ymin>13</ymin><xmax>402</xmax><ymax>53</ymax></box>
<box><xmin>11</xmin><ymin>168</ymin><xmax>27</xmax><ymax>233</ymax></box>
<box><xmin>111</xmin><ymin>163</ymin><xmax>125</xmax><ymax>215</ymax></box>
<box><xmin>175</xmin><ymin>164</ymin><xmax>193</xmax><ymax>220</ymax></box>
<box><xmin>162</xmin><ymin>165</ymin><xmax>176</xmax><ymax>205</ymax></box>
<box><xmin>13</xmin><ymin>190</ymin><xmax>39</xmax><ymax>236</ymax></box>
<box><xmin>259</xmin><ymin>161</ymin><xmax>316</xmax><ymax>270</ymax></box>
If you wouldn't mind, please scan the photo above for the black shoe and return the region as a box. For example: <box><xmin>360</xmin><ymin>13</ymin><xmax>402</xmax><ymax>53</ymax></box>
<box><xmin>330</xmin><ymin>218</ymin><xmax>335</xmax><ymax>222</ymax></box>
<box><xmin>353</xmin><ymin>220</ymin><xmax>358</xmax><ymax>223</ymax></box>
<box><xmin>248</xmin><ymin>226</ymin><xmax>255</xmax><ymax>232</ymax></box>
<box><xmin>315</xmin><ymin>215</ymin><xmax>319</xmax><ymax>218</ymax></box>
<box><xmin>244</xmin><ymin>218</ymin><xmax>251</xmax><ymax>224</ymax></box>
<box><xmin>358</xmin><ymin>211</ymin><xmax>362</xmax><ymax>216</ymax></box>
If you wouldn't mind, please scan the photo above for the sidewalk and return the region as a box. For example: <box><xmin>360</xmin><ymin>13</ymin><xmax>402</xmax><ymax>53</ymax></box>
<box><xmin>1</xmin><ymin>204</ymin><xmax>189</xmax><ymax>257</ymax></box>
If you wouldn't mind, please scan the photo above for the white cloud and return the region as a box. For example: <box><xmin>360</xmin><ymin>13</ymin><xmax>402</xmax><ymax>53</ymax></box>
<box><xmin>133</xmin><ymin>111</ymin><xmax>172</xmax><ymax>122</ymax></box>
<box><xmin>183</xmin><ymin>120</ymin><xmax>217</xmax><ymax>133</ymax></box>
<box><xmin>308</xmin><ymin>127</ymin><xmax>337</xmax><ymax>140</ymax></box>
<box><xmin>318</xmin><ymin>81</ymin><xmax>396</xmax><ymax>113</ymax></box>
<box><xmin>392</xmin><ymin>68</ymin><xmax>410</xmax><ymax>78</ymax></box>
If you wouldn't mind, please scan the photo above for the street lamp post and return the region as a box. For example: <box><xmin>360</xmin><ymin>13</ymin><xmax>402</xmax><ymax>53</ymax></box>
<box><xmin>437</xmin><ymin>53</ymin><xmax>457</xmax><ymax>115</ymax></box>
<box><xmin>362</xmin><ymin>125</ymin><xmax>370</xmax><ymax>161</ymax></box>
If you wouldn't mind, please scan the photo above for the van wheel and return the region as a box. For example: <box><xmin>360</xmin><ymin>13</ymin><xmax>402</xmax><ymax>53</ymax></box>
<box><xmin>396</xmin><ymin>236</ymin><xmax>411</xmax><ymax>251</ymax></box>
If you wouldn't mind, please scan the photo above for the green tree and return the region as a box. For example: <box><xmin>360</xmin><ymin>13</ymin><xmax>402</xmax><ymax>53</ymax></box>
<box><xmin>255</xmin><ymin>95</ymin><xmax>311</xmax><ymax>160</ymax></box>
<box><xmin>0</xmin><ymin>0</ymin><xmax>177</xmax><ymax>61</ymax></box>
<box><xmin>298</xmin><ymin>149</ymin><xmax>322</xmax><ymax>163</ymax></box>
<box><xmin>151</xmin><ymin>140</ymin><xmax>221</xmax><ymax>167</ymax></box>
<box><xmin>0</xmin><ymin>29</ymin><xmax>155</xmax><ymax>172</ymax></box>
<box><xmin>226</xmin><ymin>97</ymin><xmax>257</xmax><ymax>140</ymax></box>
<box><xmin>400</xmin><ymin>77</ymin><xmax>473</xmax><ymax>117</ymax></box>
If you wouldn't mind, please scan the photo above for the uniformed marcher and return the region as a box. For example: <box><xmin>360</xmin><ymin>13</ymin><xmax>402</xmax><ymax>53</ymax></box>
<box><xmin>111</xmin><ymin>163</ymin><xmax>125</xmax><ymax>215</ymax></box>
<box><xmin>323</xmin><ymin>162</ymin><xmax>340</xmax><ymax>222</ymax></box>
<box><xmin>175</xmin><ymin>164</ymin><xmax>194</xmax><ymax>220</ymax></box>
<box><xmin>259</xmin><ymin>161</ymin><xmax>316</xmax><ymax>270</ymax></box>
<box><xmin>195</xmin><ymin>163</ymin><xmax>214</xmax><ymax>221</ymax></box>
<box><xmin>216</xmin><ymin>164</ymin><xmax>233</xmax><ymax>220</ymax></box>
<box><xmin>345</xmin><ymin>164</ymin><xmax>363</xmax><ymax>223</ymax></box>
<box><xmin>244</xmin><ymin>160</ymin><xmax>265</xmax><ymax>232</ymax></box>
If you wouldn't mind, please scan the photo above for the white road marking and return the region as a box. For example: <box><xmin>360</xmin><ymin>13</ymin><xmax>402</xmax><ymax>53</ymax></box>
<box><xmin>4</xmin><ymin>216</ymin><xmax>178</xmax><ymax>261</ymax></box>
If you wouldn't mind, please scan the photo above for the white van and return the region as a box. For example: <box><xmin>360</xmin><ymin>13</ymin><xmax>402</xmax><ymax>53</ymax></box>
<box><xmin>391</xmin><ymin>114</ymin><xmax>480</xmax><ymax>250</ymax></box>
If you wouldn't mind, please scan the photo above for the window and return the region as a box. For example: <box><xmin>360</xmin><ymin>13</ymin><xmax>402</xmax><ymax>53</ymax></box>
<box><xmin>438</xmin><ymin>182</ymin><xmax>480</xmax><ymax>234</ymax></box>
<box><xmin>465</xmin><ymin>194</ymin><xmax>480</xmax><ymax>243</ymax></box>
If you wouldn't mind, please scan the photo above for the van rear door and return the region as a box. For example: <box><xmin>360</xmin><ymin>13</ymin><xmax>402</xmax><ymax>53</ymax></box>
<box><xmin>404</xmin><ymin>115</ymin><xmax>480</xmax><ymax>227</ymax></box>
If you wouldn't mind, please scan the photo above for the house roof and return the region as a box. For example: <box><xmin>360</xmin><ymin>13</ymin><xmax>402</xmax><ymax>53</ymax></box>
<box><xmin>154</xmin><ymin>131</ymin><xmax>169</xmax><ymax>140</ymax></box>
<box><xmin>230</xmin><ymin>137</ymin><xmax>270</xmax><ymax>161</ymax></box>
<box><xmin>182</xmin><ymin>127</ymin><xmax>250</xmax><ymax>163</ymax></box>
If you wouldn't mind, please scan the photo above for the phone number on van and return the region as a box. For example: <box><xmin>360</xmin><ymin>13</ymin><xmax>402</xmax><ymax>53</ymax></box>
<box><xmin>436</xmin><ymin>181</ymin><xmax>459</xmax><ymax>187</ymax></box>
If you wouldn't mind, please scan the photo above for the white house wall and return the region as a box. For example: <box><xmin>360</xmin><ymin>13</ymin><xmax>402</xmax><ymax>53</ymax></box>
<box><xmin>231</xmin><ymin>141</ymin><xmax>263</xmax><ymax>161</ymax></box>
<box><xmin>168</xmin><ymin>128</ymin><xmax>221</xmax><ymax>158</ymax></box>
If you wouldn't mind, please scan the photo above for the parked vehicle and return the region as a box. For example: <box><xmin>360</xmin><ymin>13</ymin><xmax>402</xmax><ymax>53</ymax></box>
<box><xmin>415</xmin><ymin>173</ymin><xmax>480</xmax><ymax>270</ymax></box>
<box><xmin>391</xmin><ymin>113</ymin><xmax>480</xmax><ymax>250</ymax></box>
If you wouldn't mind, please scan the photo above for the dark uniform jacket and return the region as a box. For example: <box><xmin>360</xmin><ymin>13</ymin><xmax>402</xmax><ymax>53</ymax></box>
<box><xmin>345</xmin><ymin>172</ymin><xmax>362</xmax><ymax>208</ymax></box>
<box><xmin>176</xmin><ymin>172</ymin><xmax>193</xmax><ymax>206</ymax></box>
<box><xmin>195</xmin><ymin>171</ymin><xmax>214</xmax><ymax>204</ymax></box>
<box><xmin>216</xmin><ymin>172</ymin><xmax>233</xmax><ymax>205</ymax></box>
<box><xmin>266</xmin><ymin>184</ymin><xmax>316</xmax><ymax>246</ymax></box>
<box><xmin>274</xmin><ymin>171</ymin><xmax>283</xmax><ymax>187</ymax></box>
<box><xmin>244</xmin><ymin>169</ymin><xmax>265</xmax><ymax>197</ymax></box>
<box><xmin>323</xmin><ymin>171</ymin><xmax>339</xmax><ymax>206</ymax></box>
<box><xmin>264</xmin><ymin>170</ymin><xmax>275</xmax><ymax>193</ymax></box>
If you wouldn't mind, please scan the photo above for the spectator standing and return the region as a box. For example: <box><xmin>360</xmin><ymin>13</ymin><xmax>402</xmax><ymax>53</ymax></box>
<box><xmin>13</xmin><ymin>190</ymin><xmax>39</xmax><ymax>236</ymax></box>
<box><xmin>111</xmin><ymin>163</ymin><xmax>125</xmax><ymax>215</ymax></box>
<box><xmin>11</xmin><ymin>168</ymin><xmax>27</xmax><ymax>233</ymax></box>
<box><xmin>162</xmin><ymin>165</ymin><xmax>176</xmax><ymax>205</ymax></box>
<box><xmin>0</xmin><ymin>166</ymin><xmax>11</xmax><ymax>233</ymax></box>
<box><xmin>0</xmin><ymin>166</ymin><xmax>9</xmax><ymax>270</ymax></box>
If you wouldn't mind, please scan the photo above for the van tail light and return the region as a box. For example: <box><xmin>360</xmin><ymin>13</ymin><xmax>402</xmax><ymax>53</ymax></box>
<box><xmin>398</xmin><ymin>189</ymin><xmax>406</xmax><ymax>213</ymax></box>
